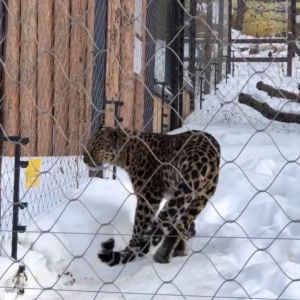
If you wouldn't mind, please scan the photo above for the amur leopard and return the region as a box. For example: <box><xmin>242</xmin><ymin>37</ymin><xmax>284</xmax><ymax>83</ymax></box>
<box><xmin>83</xmin><ymin>126</ymin><xmax>221</xmax><ymax>266</ymax></box>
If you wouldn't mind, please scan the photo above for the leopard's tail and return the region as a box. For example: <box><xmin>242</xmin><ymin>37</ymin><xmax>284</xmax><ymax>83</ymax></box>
<box><xmin>98</xmin><ymin>238</ymin><xmax>151</xmax><ymax>267</ymax></box>
<box><xmin>98</xmin><ymin>221</ymin><xmax>196</xmax><ymax>267</ymax></box>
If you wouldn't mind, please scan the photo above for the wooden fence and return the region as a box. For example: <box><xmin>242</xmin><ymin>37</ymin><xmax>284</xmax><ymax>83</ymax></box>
<box><xmin>1</xmin><ymin>0</ymin><xmax>151</xmax><ymax>157</ymax></box>
<box><xmin>104</xmin><ymin>0</ymin><xmax>148</xmax><ymax>132</ymax></box>
<box><xmin>1</xmin><ymin>0</ymin><xmax>188</xmax><ymax>156</ymax></box>
<box><xmin>2</xmin><ymin>0</ymin><xmax>95</xmax><ymax>156</ymax></box>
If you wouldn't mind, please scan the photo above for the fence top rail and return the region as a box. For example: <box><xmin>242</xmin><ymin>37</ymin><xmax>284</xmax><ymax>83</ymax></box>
<box><xmin>231</xmin><ymin>57</ymin><xmax>288</xmax><ymax>63</ymax></box>
<box><xmin>230</xmin><ymin>38</ymin><xmax>289</xmax><ymax>44</ymax></box>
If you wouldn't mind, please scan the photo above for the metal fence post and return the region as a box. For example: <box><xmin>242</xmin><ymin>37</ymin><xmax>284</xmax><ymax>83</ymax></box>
<box><xmin>11</xmin><ymin>138</ymin><xmax>29</xmax><ymax>260</ymax></box>
<box><xmin>0</xmin><ymin>136</ymin><xmax>29</xmax><ymax>260</ymax></box>
<box><xmin>217</xmin><ymin>0</ymin><xmax>224</xmax><ymax>83</ymax></box>
<box><xmin>90</xmin><ymin>0</ymin><xmax>107</xmax><ymax>136</ymax></box>
<box><xmin>227</xmin><ymin>0</ymin><xmax>232</xmax><ymax>74</ymax></box>
<box><xmin>12</xmin><ymin>142</ymin><xmax>22</xmax><ymax>259</ymax></box>
<box><xmin>89</xmin><ymin>0</ymin><xmax>107</xmax><ymax>179</ymax></box>
<box><xmin>169</xmin><ymin>0</ymin><xmax>184</xmax><ymax>130</ymax></box>
<box><xmin>189</xmin><ymin>0</ymin><xmax>196</xmax><ymax>112</ymax></box>
<box><xmin>204</xmin><ymin>0</ymin><xmax>213</xmax><ymax>95</ymax></box>
<box><xmin>143</xmin><ymin>0</ymin><xmax>156</xmax><ymax>132</ymax></box>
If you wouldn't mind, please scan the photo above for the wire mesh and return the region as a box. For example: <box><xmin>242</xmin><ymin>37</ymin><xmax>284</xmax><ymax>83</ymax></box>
<box><xmin>1</xmin><ymin>0</ymin><xmax>300</xmax><ymax>299</ymax></box>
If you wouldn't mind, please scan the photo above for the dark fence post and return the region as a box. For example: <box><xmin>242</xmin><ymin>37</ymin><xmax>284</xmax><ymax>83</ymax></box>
<box><xmin>143</xmin><ymin>0</ymin><xmax>156</xmax><ymax>132</ymax></box>
<box><xmin>291</xmin><ymin>0</ymin><xmax>296</xmax><ymax>39</ymax></box>
<box><xmin>204</xmin><ymin>0</ymin><xmax>212</xmax><ymax>95</ymax></box>
<box><xmin>288</xmin><ymin>0</ymin><xmax>296</xmax><ymax>77</ymax></box>
<box><xmin>0</xmin><ymin>137</ymin><xmax>29</xmax><ymax>260</ymax></box>
<box><xmin>169</xmin><ymin>0</ymin><xmax>185</xmax><ymax>131</ymax></box>
<box><xmin>217</xmin><ymin>0</ymin><xmax>224</xmax><ymax>83</ymax></box>
<box><xmin>89</xmin><ymin>0</ymin><xmax>107</xmax><ymax>179</ymax></box>
<box><xmin>12</xmin><ymin>142</ymin><xmax>25</xmax><ymax>259</ymax></box>
<box><xmin>90</xmin><ymin>0</ymin><xmax>107</xmax><ymax>136</ymax></box>
<box><xmin>227</xmin><ymin>0</ymin><xmax>232</xmax><ymax>74</ymax></box>
<box><xmin>189</xmin><ymin>0</ymin><xmax>196</xmax><ymax>112</ymax></box>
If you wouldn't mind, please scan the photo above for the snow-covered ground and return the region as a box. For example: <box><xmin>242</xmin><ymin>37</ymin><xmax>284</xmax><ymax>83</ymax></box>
<box><xmin>1</xmin><ymin>124</ymin><xmax>300</xmax><ymax>299</ymax></box>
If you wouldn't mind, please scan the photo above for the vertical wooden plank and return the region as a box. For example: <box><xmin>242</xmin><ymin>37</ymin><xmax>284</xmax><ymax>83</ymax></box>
<box><xmin>133</xmin><ymin>0</ymin><xmax>147</xmax><ymax>132</ymax></box>
<box><xmin>118</xmin><ymin>0</ymin><xmax>135</xmax><ymax>130</ymax></box>
<box><xmin>53</xmin><ymin>0</ymin><xmax>70</xmax><ymax>156</ymax></box>
<box><xmin>105</xmin><ymin>0</ymin><xmax>121</xmax><ymax>127</ymax></box>
<box><xmin>37</xmin><ymin>0</ymin><xmax>54</xmax><ymax>156</ymax></box>
<box><xmin>182</xmin><ymin>89</ymin><xmax>191</xmax><ymax>119</ymax></box>
<box><xmin>152</xmin><ymin>96</ymin><xmax>161</xmax><ymax>133</ymax></box>
<box><xmin>3</xmin><ymin>0</ymin><xmax>21</xmax><ymax>156</ymax></box>
<box><xmin>20</xmin><ymin>0</ymin><xmax>37</xmax><ymax>156</ymax></box>
<box><xmin>69</xmin><ymin>0</ymin><xmax>87</xmax><ymax>155</ymax></box>
<box><xmin>84</xmin><ymin>0</ymin><xmax>95</xmax><ymax>140</ymax></box>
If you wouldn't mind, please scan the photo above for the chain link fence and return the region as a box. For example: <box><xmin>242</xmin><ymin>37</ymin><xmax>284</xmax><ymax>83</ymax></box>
<box><xmin>1</xmin><ymin>0</ymin><xmax>300</xmax><ymax>299</ymax></box>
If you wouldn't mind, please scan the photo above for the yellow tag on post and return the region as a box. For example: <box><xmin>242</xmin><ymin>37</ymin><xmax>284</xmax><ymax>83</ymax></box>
<box><xmin>25</xmin><ymin>158</ymin><xmax>42</xmax><ymax>189</ymax></box>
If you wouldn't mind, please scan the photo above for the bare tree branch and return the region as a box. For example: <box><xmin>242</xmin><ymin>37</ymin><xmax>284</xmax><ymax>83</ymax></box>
<box><xmin>256</xmin><ymin>81</ymin><xmax>300</xmax><ymax>102</ymax></box>
<box><xmin>238</xmin><ymin>93</ymin><xmax>300</xmax><ymax>124</ymax></box>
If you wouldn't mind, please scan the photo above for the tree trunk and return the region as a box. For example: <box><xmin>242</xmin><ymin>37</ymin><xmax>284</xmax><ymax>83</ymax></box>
<box><xmin>235</xmin><ymin>0</ymin><xmax>246</xmax><ymax>31</ymax></box>
<box><xmin>238</xmin><ymin>93</ymin><xmax>300</xmax><ymax>124</ymax></box>
<box><xmin>256</xmin><ymin>81</ymin><xmax>300</xmax><ymax>102</ymax></box>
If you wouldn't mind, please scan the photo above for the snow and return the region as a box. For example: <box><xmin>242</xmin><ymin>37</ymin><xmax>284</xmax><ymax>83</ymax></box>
<box><xmin>1</xmin><ymin>125</ymin><xmax>300</xmax><ymax>299</ymax></box>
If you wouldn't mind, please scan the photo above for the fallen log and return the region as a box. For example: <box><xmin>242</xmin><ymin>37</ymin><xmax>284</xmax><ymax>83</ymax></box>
<box><xmin>238</xmin><ymin>92</ymin><xmax>300</xmax><ymax>124</ymax></box>
<box><xmin>256</xmin><ymin>81</ymin><xmax>300</xmax><ymax>102</ymax></box>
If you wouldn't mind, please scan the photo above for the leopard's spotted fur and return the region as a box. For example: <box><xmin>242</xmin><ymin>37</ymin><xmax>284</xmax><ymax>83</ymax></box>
<box><xmin>83</xmin><ymin>127</ymin><xmax>221</xmax><ymax>266</ymax></box>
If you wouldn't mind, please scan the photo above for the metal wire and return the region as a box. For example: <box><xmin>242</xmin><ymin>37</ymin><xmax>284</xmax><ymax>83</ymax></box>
<box><xmin>1</xmin><ymin>0</ymin><xmax>300</xmax><ymax>299</ymax></box>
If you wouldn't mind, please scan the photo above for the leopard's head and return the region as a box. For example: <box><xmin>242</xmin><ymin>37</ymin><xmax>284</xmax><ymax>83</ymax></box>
<box><xmin>83</xmin><ymin>127</ymin><xmax>122</xmax><ymax>170</ymax></box>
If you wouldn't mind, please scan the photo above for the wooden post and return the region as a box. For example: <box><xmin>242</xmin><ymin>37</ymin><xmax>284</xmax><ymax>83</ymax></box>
<box><xmin>68</xmin><ymin>0</ymin><xmax>87</xmax><ymax>155</ymax></box>
<box><xmin>20</xmin><ymin>0</ymin><xmax>37</xmax><ymax>156</ymax></box>
<box><xmin>152</xmin><ymin>95</ymin><xmax>162</xmax><ymax>133</ymax></box>
<box><xmin>37</xmin><ymin>0</ymin><xmax>54</xmax><ymax>156</ymax></box>
<box><xmin>53</xmin><ymin>0</ymin><xmax>70</xmax><ymax>156</ymax></box>
<box><xmin>105</xmin><ymin>0</ymin><xmax>121</xmax><ymax>127</ymax></box>
<box><xmin>118</xmin><ymin>0</ymin><xmax>135</xmax><ymax>130</ymax></box>
<box><xmin>3</xmin><ymin>0</ymin><xmax>21</xmax><ymax>156</ymax></box>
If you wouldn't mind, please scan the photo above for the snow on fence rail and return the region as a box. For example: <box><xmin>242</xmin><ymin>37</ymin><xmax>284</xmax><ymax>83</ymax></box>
<box><xmin>1</xmin><ymin>0</ymin><xmax>300</xmax><ymax>299</ymax></box>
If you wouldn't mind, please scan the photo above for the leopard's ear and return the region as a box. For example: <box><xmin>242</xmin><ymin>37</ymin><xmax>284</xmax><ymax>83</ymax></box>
<box><xmin>101</xmin><ymin>127</ymin><xmax>119</xmax><ymax>148</ymax></box>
